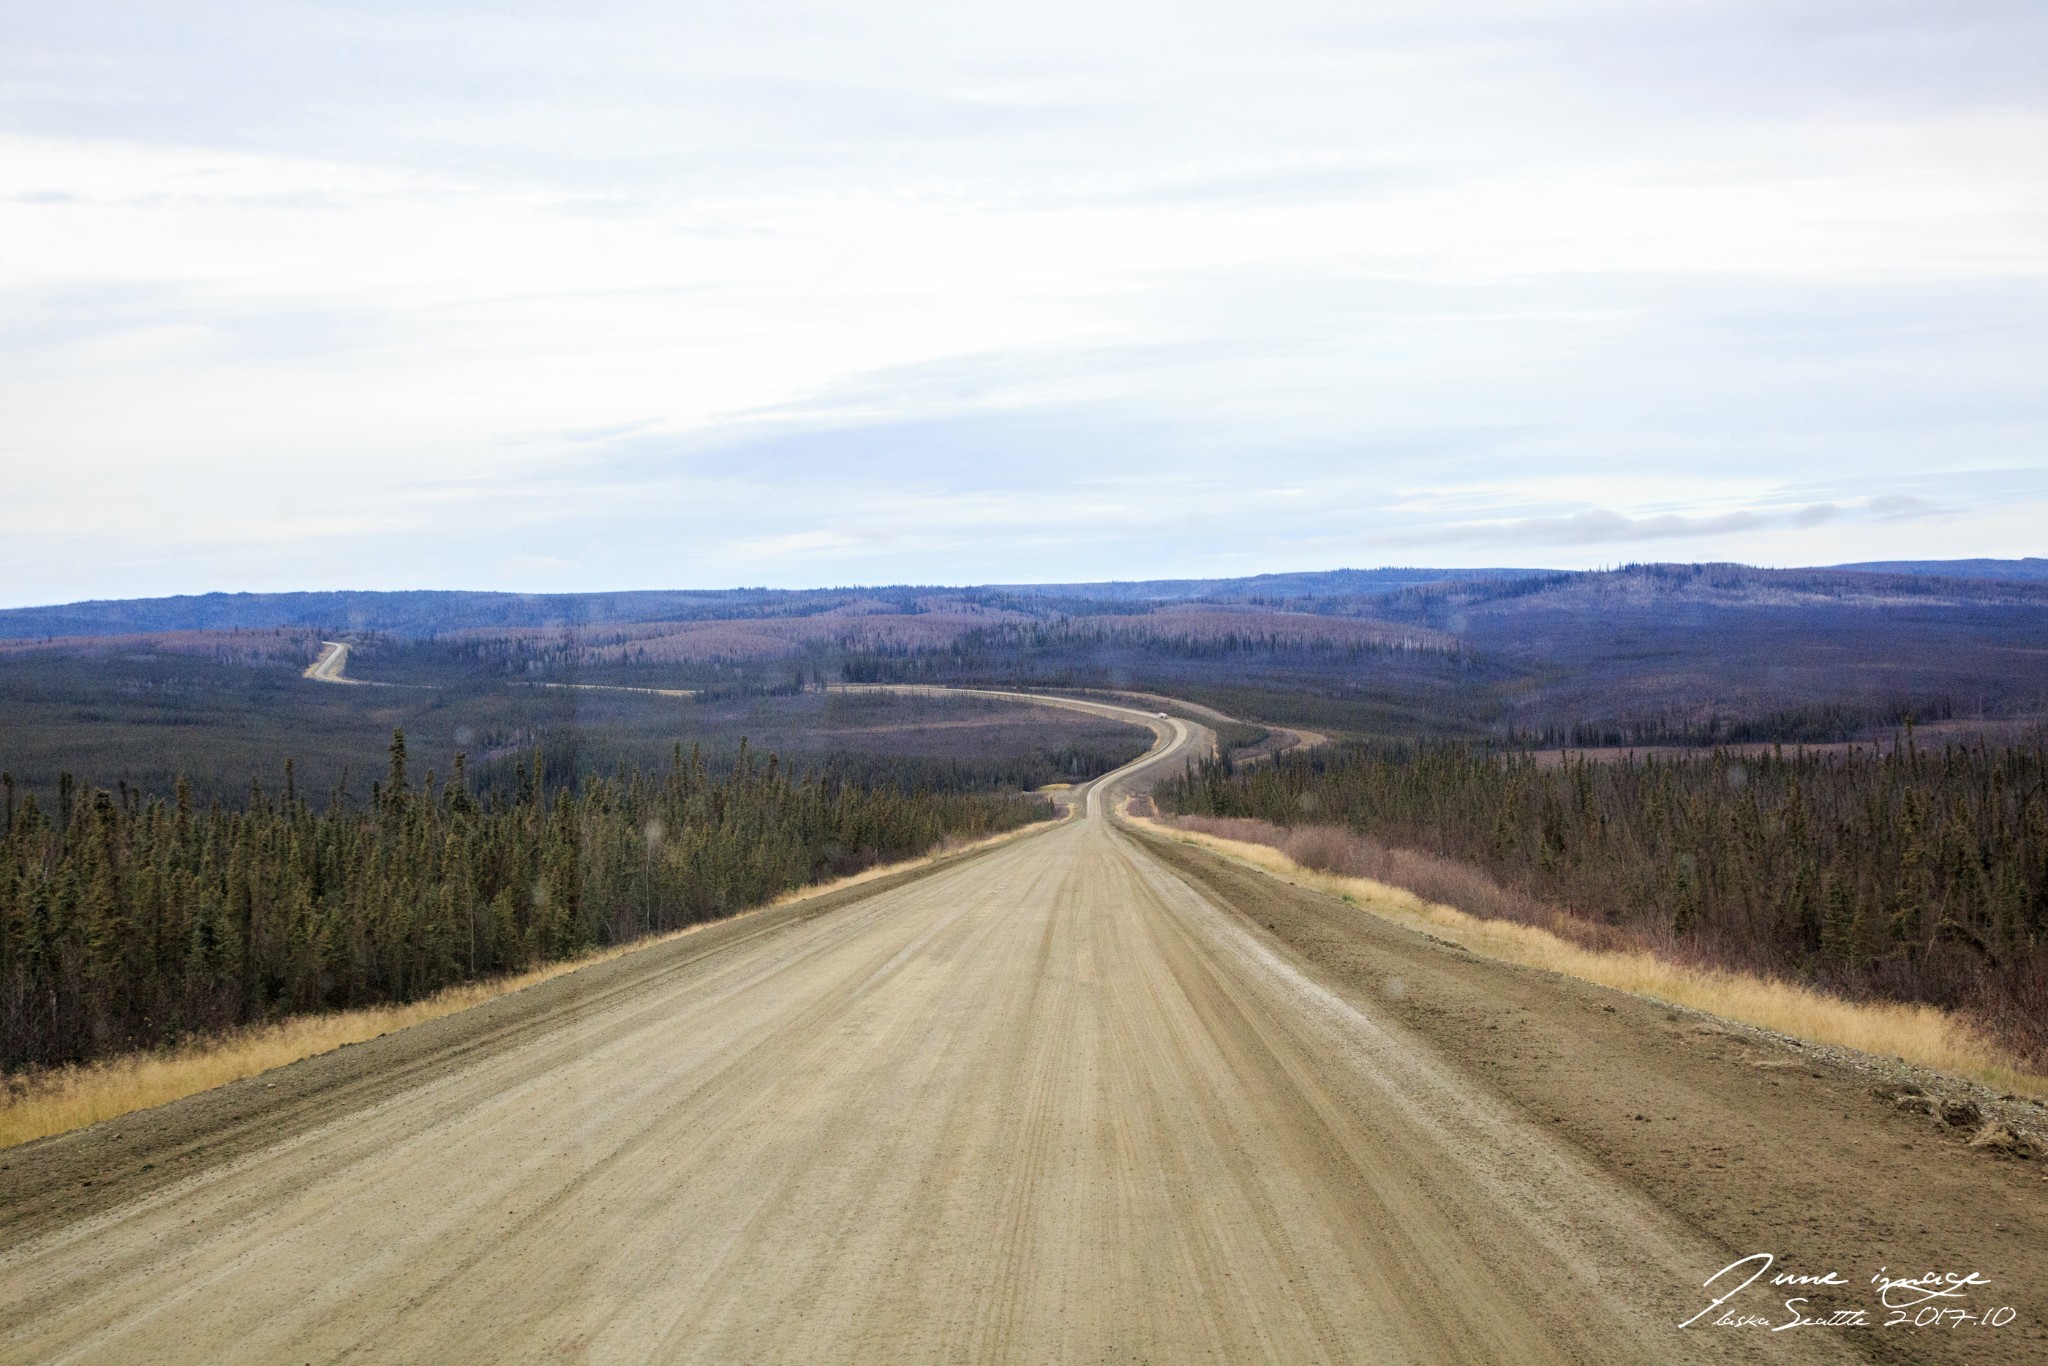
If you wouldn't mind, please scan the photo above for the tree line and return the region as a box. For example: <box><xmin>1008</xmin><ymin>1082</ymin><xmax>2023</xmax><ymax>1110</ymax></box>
<box><xmin>1506</xmin><ymin>697</ymin><xmax>1961</xmax><ymax>749</ymax></box>
<box><xmin>2</xmin><ymin>731</ymin><xmax>1051</xmax><ymax>1073</ymax></box>
<box><xmin>1161</xmin><ymin>733</ymin><xmax>2048</xmax><ymax>1060</ymax></box>
<box><xmin>842</xmin><ymin>617</ymin><xmax>1459</xmax><ymax>680</ymax></box>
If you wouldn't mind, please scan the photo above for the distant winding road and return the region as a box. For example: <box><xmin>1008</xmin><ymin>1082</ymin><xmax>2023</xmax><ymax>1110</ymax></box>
<box><xmin>302</xmin><ymin>640</ymin><xmax>367</xmax><ymax>685</ymax></box>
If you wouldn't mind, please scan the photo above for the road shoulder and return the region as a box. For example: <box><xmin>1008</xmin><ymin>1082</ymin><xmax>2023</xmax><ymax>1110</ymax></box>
<box><xmin>1134</xmin><ymin>829</ymin><xmax>2048</xmax><ymax>1365</ymax></box>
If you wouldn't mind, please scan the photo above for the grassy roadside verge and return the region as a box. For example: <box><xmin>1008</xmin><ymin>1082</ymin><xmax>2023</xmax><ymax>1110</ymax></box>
<box><xmin>1125</xmin><ymin>809</ymin><xmax>2048</xmax><ymax>1100</ymax></box>
<box><xmin>1</xmin><ymin>816</ymin><xmax>1061</xmax><ymax>1150</ymax></box>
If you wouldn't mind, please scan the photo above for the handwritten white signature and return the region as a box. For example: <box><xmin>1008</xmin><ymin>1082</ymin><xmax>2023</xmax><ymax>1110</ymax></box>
<box><xmin>1681</xmin><ymin>1253</ymin><xmax>2015</xmax><ymax>1331</ymax></box>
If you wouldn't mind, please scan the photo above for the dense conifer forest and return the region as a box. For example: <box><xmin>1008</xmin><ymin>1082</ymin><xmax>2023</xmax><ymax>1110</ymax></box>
<box><xmin>1</xmin><ymin>732</ymin><xmax>1051</xmax><ymax>1072</ymax></box>
<box><xmin>1161</xmin><ymin>734</ymin><xmax>2048</xmax><ymax>1059</ymax></box>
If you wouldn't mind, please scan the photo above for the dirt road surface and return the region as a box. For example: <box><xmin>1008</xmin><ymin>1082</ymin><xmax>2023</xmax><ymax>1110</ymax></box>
<box><xmin>3</xmin><ymin>697</ymin><xmax>2041</xmax><ymax>1362</ymax></box>
<box><xmin>301</xmin><ymin>640</ymin><xmax>372</xmax><ymax>685</ymax></box>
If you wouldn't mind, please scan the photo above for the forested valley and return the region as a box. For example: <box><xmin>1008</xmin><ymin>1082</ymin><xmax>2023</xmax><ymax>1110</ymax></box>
<box><xmin>1161</xmin><ymin>733</ymin><xmax>2048</xmax><ymax>1061</ymax></box>
<box><xmin>8</xmin><ymin>560</ymin><xmax>2048</xmax><ymax>1077</ymax></box>
<box><xmin>1</xmin><ymin>731</ymin><xmax>1052</xmax><ymax>1073</ymax></box>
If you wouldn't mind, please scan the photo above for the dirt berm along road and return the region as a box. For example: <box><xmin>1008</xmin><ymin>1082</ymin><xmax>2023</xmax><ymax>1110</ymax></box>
<box><xmin>4</xmin><ymin>696</ymin><xmax>2044</xmax><ymax>1363</ymax></box>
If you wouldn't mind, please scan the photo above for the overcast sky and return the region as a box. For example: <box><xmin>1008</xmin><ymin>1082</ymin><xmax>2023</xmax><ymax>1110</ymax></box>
<box><xmin>3</xmin><ymin>1</ymin><xmax>2043</xmax><ymax>604</ymax></box>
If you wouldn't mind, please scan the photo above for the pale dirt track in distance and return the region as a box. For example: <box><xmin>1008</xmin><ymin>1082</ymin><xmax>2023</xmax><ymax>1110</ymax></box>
<box><xmin>1</xmin><ymin>699</ymin><xmax>1860</xmax><ymax>1363</ymax></box>
<box><xmin>301</xmin><ymin>639</ymin><xmax>356</xmax><ymax>683</ymax></box>
<box><xmin>303</xmin><ymin>640</ymin><xmax>392</xmax><ymax>687</ymax></box>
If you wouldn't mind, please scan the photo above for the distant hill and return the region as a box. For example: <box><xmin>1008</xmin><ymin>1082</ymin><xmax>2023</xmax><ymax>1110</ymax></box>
<box><xmin>0</xmin><ymin>588</ymin><xmax>890</xmax><ymax>641</ymax></box>
<box><xmin>986</xmin><ymin>567</ymin><xmax>1542</xmax><ymax>603</ymax></box>
<box><xmin>1372</xmin><ymin>562</ymin><xmax>2048</xmax><ymax>625</ymax></box>
<box><xmin>1</xmin><ymin>560</ymin><xmax>2036</xmax><ymax>640</ymax></box>
<box><xmin>1831</xmin><ymin>558</ymin><xmax>2048</xmax><ymax>581</ymax></box>
<box><xmin>6</xmin><ymin>561</ymin><xmax>2048</xmax><ymax>767</ymax></box>
<box><xmin>0</xmin><ymin>569</ymin><xmax>1540</xmax><ymax>640</ymax></box>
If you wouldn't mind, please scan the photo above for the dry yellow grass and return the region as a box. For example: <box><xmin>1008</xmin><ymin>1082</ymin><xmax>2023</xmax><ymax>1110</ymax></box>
<box><xmin>1130</xmin><ymin>813</ymin><xmax>2048</xmax><ymax>1100</ymax></box>
<box><xmin>2</xmin><ymin>970</ymin><xmax>569</xmax><ymax>1150</ymax></box>
<box><xmin>1</xmin><ymin>819</ymin><xmax>1060</xmax><ymax>1150</ymax></box>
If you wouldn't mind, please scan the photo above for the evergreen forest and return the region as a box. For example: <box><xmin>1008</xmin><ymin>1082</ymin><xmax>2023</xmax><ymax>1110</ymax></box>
<box><xmin>1161</xmin><ymin>734</ymin><xmax>2048</xmax><ymax>1060</ymax></box>
<box><xmin>1</xmin><ymin>731</ymin><xmax>1051</xmax><ymax>1072</ymax></box>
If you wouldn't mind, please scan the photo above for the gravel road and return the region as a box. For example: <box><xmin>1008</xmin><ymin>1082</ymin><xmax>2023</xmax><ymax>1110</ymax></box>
<box><xmin>2</xmin><ymin>701</ymin><xmax>2037</xmax><ymax>1363</ymax></box>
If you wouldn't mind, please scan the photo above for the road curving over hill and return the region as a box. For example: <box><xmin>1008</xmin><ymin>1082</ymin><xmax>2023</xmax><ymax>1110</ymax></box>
<box><xmin>302</xmin><ymin>639</ymin><xmax>356</xmax><ymax>682</ymax></box>
<box><xmin>4</xmin><ymin>693</ymin><xmax>2039</xmax><ymax>1362</ymax></box>
<box><xmin>303</xmin><ymin>639</ymin><xmax>393</xmax><ymax>686</ymax></box>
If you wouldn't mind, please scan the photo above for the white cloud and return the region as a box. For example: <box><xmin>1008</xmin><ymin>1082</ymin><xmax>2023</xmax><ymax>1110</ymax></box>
<box><xmin>0</xmin><ymin>1</ymin><xmax>2044</xmax><ymax>602</ymax></box>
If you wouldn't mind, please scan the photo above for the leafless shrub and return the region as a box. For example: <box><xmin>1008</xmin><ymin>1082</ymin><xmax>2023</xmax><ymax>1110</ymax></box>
<box><xmin>1175</xmin><ymin>815</ymin><xmax>1683</xmax><ymax>962</ymax></box>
